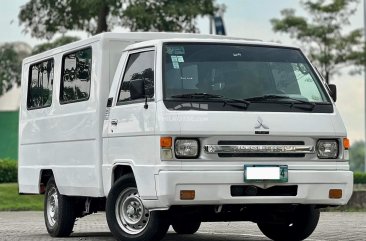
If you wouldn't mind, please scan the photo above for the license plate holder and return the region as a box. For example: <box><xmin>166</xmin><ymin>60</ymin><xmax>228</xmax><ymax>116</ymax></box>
<box><xmin>244</xmin><ymin>165</ymin><xmax>288</xmax><ymax>182</ymax></box>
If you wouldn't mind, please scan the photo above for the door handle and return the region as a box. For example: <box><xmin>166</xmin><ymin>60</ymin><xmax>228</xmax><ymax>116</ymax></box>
<box><xmin>111</xmin><ymin>119</ymin><xmax>118</xmax><ymax>126</ymax></box>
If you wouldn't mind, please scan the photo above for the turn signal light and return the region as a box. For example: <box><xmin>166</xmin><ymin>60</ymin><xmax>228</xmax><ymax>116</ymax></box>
<box><xmin>180</xmin><ymin>190</ymin><xmax>195</xmax><ymax>200</ymax></box>
<box><xmin>160</xmin><ymin>137</ymin><xmax>172</xmax><ymax>148</ymax></box>
<box><xmin>343</xmin><ymin>138</ymin><xmax>350</xmax><ymax>150</ymax></box>
<box><xmin>329</xmin><ymin>189</ymin><xmax>342</xmax><ymax>199</ymax></box>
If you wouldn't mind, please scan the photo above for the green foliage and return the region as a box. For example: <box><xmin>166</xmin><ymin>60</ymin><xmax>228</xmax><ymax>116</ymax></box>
<box><xmin>0</xmin><ymin>43</ymin><xmax>30</xmax><ymax>95</ymax></box>
<box><xmin>122</xmin><ymin>0</ymin><xmax>217</xmax><ymax>32</ymax></box>
<box><xmin>271</xmin><ymin>0</ymin><xmax>364</xmax><ymax>83</ymax></box>
<box><xmin>0</xmin><ymin>36</ymin><xmax>78</xmax><ymax>95</ymax></box>
<box><xmin>32</xmin><ymin>36</ymin><xmax>80</xmax><ymax>55</ymax></box>
<box><xmin>0</xmin><ymin>183</ymin><xmax>43</xmax><ymax>211</ymax></box>
<box><xmin>0</xmin><ymin>111</ymin><xmax>19</xmax><ymax>160</ymax></box>
<box><xmin>354</xmin><ymin>172</ymin><xmax>366</xmax><ymax>184</ymax></box>
<box><xmin>18</xmin><ymin>0</ymin><xmax>122</xmax><ymax>39</ymax></box>
<box><xmin>18</xmin><ymin>0</ymin><xmax>219</xmax><ymax>39</ymax></box>
<box><xmin>0</xmin><ymin>160</ymin><xmax>17</xmax><ymax>183</ymax></box>
<box><xmin>349</xmin><ymin>141</ymin><xmax>365</xmax><ymax>172</ymax></box>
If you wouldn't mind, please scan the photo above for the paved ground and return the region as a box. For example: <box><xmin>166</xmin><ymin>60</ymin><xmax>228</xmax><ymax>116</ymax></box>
<box><xmin>0</xmin><ymin>212</ymin><xmax>365</xmax><ymax>241</ymax></box>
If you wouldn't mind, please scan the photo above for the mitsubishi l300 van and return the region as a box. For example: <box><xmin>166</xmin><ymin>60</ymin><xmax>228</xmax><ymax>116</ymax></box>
<box><xmin>18</xmin><ymin>32</ymin><xmax>352</xmax><ymax>241</ymax></box>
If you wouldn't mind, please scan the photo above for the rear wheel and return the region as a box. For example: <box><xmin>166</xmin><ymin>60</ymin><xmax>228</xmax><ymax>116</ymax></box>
<box><xmin>44</xmin><ymin>177</ymin><xmax>75</xmax><ymax>237</ymax></box>
<box><xmin>106</xmin><ymin>174</ymin><xmax>169</xmax><ymax>241</ymax></box>
<box><xmin>257</xmin><ymin>205</ymin><xmax>320</xmax><ymax>241</ymax></box>
<box><xmin>172</xmin><ymin>217</ymin><xmax>201</xmax><ymax>234</ymax></box>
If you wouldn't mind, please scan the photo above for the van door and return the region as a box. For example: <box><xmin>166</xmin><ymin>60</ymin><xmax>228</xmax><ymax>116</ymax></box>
<box><xmin>105</xmin><ymin>48</ymin><xmax>158</xmax><ymax>198</ymax></box>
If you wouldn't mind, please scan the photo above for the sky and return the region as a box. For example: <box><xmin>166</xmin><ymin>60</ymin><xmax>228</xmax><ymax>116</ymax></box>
<box><xmin>0</xmin><ymin>0</ymin><xmax>365</xmax><ymax>143</ymax></box>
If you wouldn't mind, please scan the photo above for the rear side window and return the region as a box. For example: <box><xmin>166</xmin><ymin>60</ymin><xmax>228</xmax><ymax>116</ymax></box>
<box><xmin>27</xmin><ymin>59</ymin><xmax>54</xmax><ymax>109</ymax></box>
<box><xmin>60</xmin><ymin>47</ymin><xmax>92</xmax><ymax>104</ymax></box>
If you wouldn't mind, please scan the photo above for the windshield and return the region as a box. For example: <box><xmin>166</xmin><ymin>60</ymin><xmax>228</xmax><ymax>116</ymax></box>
<box><xmin>163</xmin><ymin>43</ymin><xmax>330</xmax><ymax>107</ymax></box>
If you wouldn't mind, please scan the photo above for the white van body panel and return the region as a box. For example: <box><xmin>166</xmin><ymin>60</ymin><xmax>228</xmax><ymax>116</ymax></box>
<box><xmin>19</xmin><ymin>40</ymin><xmax>103</xmax><ymax>196</ymax></box>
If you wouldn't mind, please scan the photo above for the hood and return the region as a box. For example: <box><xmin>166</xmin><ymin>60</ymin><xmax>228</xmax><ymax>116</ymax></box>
<box><xmin>168</xmin><ymin>110</ymin><xmax>346</xmax><ymax>138</ymax></box>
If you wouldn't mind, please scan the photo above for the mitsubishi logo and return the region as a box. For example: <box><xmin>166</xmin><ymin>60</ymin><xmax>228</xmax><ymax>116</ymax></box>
<box><xmin>255</xmin><ymin>116</ymin><xmax>269</xmax><ymax>129</ymax></box>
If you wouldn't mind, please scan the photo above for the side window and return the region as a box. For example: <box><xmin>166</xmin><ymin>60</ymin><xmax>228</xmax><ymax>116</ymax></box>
<box><xmin>60</xmin><ymin>47</ymin><xmax>92</xmax><ymax>104</ymax></box>
<box><xmin>117</xmin><ymin>50</ymin><xmax>154</xmax><ymax>103</ymax></box>
<box><xmin>27</xmin><ymin>59</ymin><xmax>54</xmax><ymax>109</ymax></box>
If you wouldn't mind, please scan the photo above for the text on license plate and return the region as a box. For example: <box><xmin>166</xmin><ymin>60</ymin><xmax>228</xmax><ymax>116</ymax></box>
<box><xmin>244</xmin><ymin>165</ymin><xmax>288</xmax><ymax>182</ymax></box>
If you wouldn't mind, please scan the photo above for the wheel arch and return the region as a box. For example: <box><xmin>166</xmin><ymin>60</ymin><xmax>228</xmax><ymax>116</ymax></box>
<box><xmin>112</xmin><ymin>164</ymin><xmax>135</xmax><ymax>184</ymax></box>
<box><xmin>39</xmin><ymin>169</ymin><xmax>54</xmax><ymax>194</ymax></box>
<box><xmin>108</xmin><ymin>163</ymin><xmax>158</xmax><ymax>201</ymax></box>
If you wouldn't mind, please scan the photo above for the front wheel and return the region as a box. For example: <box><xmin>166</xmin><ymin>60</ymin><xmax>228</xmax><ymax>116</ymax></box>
<box><xmin>257</xmin><ymin>205</ymin><xmax>320</xmax><ymax>241</ymax></box>
<box><xmin>44</xmin><ymin>177</ymin><xmax>75</xmax><ymax>237</ymax></box>
<box><xmin>106</xmin><ymin>174</ymin><xmax>169</xmax><ymax>241</ymax></box>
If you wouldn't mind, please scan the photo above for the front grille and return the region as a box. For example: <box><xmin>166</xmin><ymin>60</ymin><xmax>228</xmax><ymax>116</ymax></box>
<box><xmin>218</xmin><ymin>141</ymin><xmax>305</xmax><ymax>145</ymax></box>
<box><xmin>231</xmin><ymin>185</ymin><xmax>298</xmax><ymax>197</ymax></box>
<box><xmin>219</xmin><ymin>153</ymin><xmax>305</xmax><ymax>157</ymax></box>
<box><xmin>217</xmin><ymin>141</ymin><xmax>306</xmax><ymax>158</ymax></box>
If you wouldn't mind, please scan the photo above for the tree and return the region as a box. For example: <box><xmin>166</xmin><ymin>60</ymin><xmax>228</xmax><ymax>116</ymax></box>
<box><xmin>121</xmin><ymin>0</ymin><xmax>217</xmax><ymax>32</ymax></box>
<box><xmin>18</xmin><ymin>0</ymin><xmax>218</xmax><ymax>40</ymax></box>
<box><xmin>0</xmin><ymin>42</ymin><xmax>31</xmax><ymax>95</ymax></box>
<box><xmin>0</xmin><ymin>36</ymin><xmax>78</xmax><ymax>95</ymax></box>
<box><xmin>349</xmin><ymin>141</ymin><xmax>365</xmax><ymax>172</ymax></box>
<box><xmin>271</xmin><ymin>0</ymin><xmax>364</xmax><ymax>83</ymax></box>
<box><xmin>32</xmin><ymin>36</ymin><xmax>80</xmax><ymax>54</ymax></box>
<box><xmin>18</xmin><ymin>0</ymin><xmax>123</xmax><ymax>39</ymax></box>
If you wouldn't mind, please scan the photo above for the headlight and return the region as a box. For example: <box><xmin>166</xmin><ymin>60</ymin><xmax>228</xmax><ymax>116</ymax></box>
<box><xmin>316</xmin><ymin>140</ymin><xmax>338</xmax><ymax>159</ymax></box>
<box><xmin>175</xmin><ymin>139</ymin><xmax>199</xmax><ymax>158</ymax></box>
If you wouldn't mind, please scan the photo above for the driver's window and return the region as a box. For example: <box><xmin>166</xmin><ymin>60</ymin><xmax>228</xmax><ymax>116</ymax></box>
<box><xmin>117</xmin><ymin>50</ymin><xmax>154</xmax><ymax>103</ymax></box>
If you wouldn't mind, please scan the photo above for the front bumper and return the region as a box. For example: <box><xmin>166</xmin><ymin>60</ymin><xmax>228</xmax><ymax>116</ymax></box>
<box><xmin>143</xmin><ymin>170</ymin><xmax>353</xmax><ymax>209</ymax></box>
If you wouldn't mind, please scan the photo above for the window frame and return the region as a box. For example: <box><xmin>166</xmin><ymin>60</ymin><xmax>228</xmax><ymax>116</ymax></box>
<box><xmin>59</xmin><ymin>46</ymin><xmax>93</xmax><ymax>105</ymax></box>
<box><xmin>27</xmin><ymin>57</ymin><xmax>55</xmax><ymax>110</ymax></box>
<box><xmin>116</xmin><ymin>47</ymin><xmax>156</xmax><ymax>106</ymax></box>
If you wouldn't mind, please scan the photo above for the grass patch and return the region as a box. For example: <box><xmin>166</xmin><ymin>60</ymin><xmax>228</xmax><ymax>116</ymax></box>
<box><xmin>0</xmin><ymin>183</ymin><xmax>43</xmax><ymax>211</ymax></box>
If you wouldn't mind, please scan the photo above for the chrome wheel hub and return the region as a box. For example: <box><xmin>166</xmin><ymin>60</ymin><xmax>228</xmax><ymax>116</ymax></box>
<box><xmin>115</xmin><ymin>187</ymin><xmax>150</xmax><ymax>234</ymax></box>
<box><xmin>46</xmin><ymin>187</ymin><xmax>59</xmax><ymax>227</ymax></box>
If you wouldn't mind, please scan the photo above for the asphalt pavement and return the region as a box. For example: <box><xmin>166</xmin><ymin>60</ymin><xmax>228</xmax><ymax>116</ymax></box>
<box><xmin>0</xmin><ymin>212</ymin><xmax>365</xmax><ymax>241</ymax></box>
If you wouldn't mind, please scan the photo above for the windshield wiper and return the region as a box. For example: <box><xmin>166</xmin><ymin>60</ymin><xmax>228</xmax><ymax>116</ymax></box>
<box><xmin>170</xmin><ymin>93</ymin><xmax>223</xmax><ymax>99</ymax></box>
<box><xmin>244</xmin><ymin>94</ymin><xmax>316</xmax><ymax>110</ymax></box>
<box><xmin>170</xmin><ymin>93</ymin><xmax>250</xmax><ymax>109</ymax></box>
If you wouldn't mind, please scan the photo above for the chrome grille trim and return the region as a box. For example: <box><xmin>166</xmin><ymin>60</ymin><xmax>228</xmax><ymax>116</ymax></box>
<box><xmin>204</xmin><ymin>145</ymin><xmax>315</xmax><ymax>154</ymax></box>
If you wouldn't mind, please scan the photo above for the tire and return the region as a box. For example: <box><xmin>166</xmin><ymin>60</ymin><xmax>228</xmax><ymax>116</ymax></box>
<box><xmin>172</xmin><ymin>218</ymin><xmax>201</xmax><ymax>234</ymax></box>
<box><xmin>44</xmin><ymin>177</ymin><xmax>76</xmax><ymax>237</ymax></box>
<box><xmin>106</xmin><ymin>174</ymin><xmax>169</xmax><ymax>241</ymax></box>
<box><xmin>257</xmin><ymin>205</ymin><xmax>320</xmax><ymax>241</ymax></box>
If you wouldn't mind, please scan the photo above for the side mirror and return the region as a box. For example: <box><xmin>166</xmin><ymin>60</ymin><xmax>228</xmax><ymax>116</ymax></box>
<box><xmin>129</xmin><ymin>79</ymin><xmax>145</xmax><ymax>100</ymax></box>
<box><xmin>328</xmin><ymin>84</ymin><xmax>337</xmax><ymax>102</ymax></box>
<box><xmin>144</xmin><ymin>78</ymin><xmax>154</xmax><ymax>98</ymax></box>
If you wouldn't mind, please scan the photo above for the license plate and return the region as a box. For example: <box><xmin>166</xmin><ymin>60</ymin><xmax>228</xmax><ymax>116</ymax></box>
<box><xmin>244</xmin><ymin>165</ymin><xmax>288</xmax><ymax>182</ymax></box>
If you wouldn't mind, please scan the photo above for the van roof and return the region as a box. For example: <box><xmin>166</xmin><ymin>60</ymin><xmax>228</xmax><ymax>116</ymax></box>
<box><xmin>23</xmin><ymin>32</ymin><xmax>294</xmax><ymax>63</ymax></box>
<box><xmin>123</xmin><ymin>38</ymin><xmax>295</xmax><ymax>52</ymax></box>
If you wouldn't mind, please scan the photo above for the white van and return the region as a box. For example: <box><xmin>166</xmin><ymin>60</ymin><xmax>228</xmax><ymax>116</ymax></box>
<box><xmin>19</xmin><ymin>32</ymin><xmax>353</xmax><ymax>241</ymax></box>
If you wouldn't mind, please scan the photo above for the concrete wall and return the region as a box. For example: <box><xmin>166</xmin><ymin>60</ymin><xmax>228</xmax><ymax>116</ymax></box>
<box><xmin>347</xmin><ymin>190</ymin><xmax>366</xmax><ymax>208</ymax></box>
<box><xmin>0</xmin><ymin>87</ymin><xmax>20</xmax><ymax>111</ymax></box>
<box><xmin>347</xmin><ymin>185</ymin><xmax>366</xmax><ymax>209</ymax></box>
